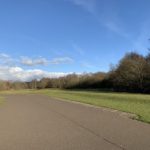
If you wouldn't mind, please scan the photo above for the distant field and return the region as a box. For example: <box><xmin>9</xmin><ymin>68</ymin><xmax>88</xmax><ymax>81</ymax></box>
<box><xmin>1</xmin><ymin>89</ymin><xmax>150</xmax><ymax>123</ymax></box>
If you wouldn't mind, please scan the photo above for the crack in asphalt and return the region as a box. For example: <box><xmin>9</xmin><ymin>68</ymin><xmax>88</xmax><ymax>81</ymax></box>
<box><xmin>49</xmin><ymin>107</ymin><xmax>126</xmax><ymax>150</ymax></box>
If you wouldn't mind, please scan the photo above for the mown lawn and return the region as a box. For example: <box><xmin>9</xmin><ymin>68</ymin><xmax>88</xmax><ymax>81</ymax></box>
<box><xmin>1</xmin><ymin>89</ymin><xmax>150</xmax><ymax>123</ymax></box>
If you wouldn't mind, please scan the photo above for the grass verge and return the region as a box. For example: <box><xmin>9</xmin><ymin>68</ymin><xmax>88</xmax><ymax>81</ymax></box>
<box><xmin>40</xmin><ymin>89</ymin><xmax>150</xmax><ymax>123</ymax></box>
<box><xmin>0</xmin><ymin>89</ymin><xmax>150</xmax><ymax>123</ymax></box>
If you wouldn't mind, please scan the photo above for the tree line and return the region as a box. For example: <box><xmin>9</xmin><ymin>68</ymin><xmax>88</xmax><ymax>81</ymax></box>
<box><xmin>1</xmin><ymin>51</ymin><xmax>150</xmax><ymax>93</ymax></box>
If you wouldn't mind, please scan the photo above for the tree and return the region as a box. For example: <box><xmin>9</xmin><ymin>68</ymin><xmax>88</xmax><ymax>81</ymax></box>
<box><xmin>110</xmin><ymin>52</ymin><xmax>148</xmax><ymax>92</ymax></box>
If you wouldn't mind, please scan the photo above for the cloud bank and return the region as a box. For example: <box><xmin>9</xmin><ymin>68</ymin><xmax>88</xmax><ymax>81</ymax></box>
<box><xmin>0</xmin><ymin>66</ymin><xmax>70</xmax><ymax>82</ymax></box>
<box><xmin>0</xmin><ymin>53</ymin><xmax>74</xmax><ymax>81</ymax></box>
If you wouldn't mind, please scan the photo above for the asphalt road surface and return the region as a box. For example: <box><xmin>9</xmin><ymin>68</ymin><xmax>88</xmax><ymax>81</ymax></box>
<box><xmin>0</xmin><ymin>95</ymin><xmax>149</xmax><ymax>150</ymax></box>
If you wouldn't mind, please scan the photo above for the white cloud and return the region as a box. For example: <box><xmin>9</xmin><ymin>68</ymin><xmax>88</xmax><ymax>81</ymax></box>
<box><xmin>21</xmin><ymin>57</ymin><xmax>48</xmax><ymax>66</ymax></box>
<box><xmin>0</xmin><ymin>66</ymin><xmax>70</xmax><ymax>82</ymax></box>
<box><xmin>50</xmin><ymin>57</ymin><xmax>74</xmax><ymax>64</ymax></box>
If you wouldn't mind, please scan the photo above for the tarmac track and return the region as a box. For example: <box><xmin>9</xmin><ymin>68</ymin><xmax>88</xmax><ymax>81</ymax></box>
<box><xmin>0</xmin><ymin>94</ymin><xmax>149</xmax><ymax>150</ymax></box>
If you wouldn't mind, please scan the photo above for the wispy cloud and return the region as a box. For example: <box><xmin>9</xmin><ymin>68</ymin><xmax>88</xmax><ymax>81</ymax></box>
<box><xmin>20</xmin><ymin>57</ymin><xmax>48</xmax><ymax>66</ymax></box>
<box><xmin>132</xmin><ymin>22</ymin><xmax>150</xmax><ymax>54</ymax></box>
<box><xmin>66</xmin><ymin>0</ymin><xmax>96</xmax><ymax>13</ymax></box>
<box><xmin>104</xmin><ymin>21</ymin><xmax>129</xmax><ymax>38</ymax></box>
<box><xmin>0</xmin><ymin>53</ymin><xmax>14</xmax><ymax>65</ymax></box>
<box><xmin>0</xmin><ymin>53</ymin><xmax>74</xmax><ymax>67</ymax></box>
<box><xmin>50</xmin><ymin>57</ymin><xmax>74</xmax><ymax>64</ymax></box>
<box><xmin>21</xmin><ymin>56</ymin><xmax>74</xmax><ymax>66</ymax></box>
<box><xmin>0</xmin><ymin>53</ymin><xmax>10</xmax><ymax>59</ymax></box>
<box><xmin>81</xmin><ymin>61</ymin><xmax>98</xmax><ymax>69</ymax></box>
<box><xmin>72</xmin><ymin>43</ymin><xmax>85</xmax><ymax>55</ymax></box>
<box><xmin>65</xmin><ymin>0</ymin><xmax>129</xmax><ymax>38</ymax></box>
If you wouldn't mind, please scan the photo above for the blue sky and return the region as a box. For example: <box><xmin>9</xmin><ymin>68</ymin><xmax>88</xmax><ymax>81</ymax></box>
<box><xmin>0</xmin><ymin>0</ymin><xmax>150</xmax><ymax>81</ymax></box>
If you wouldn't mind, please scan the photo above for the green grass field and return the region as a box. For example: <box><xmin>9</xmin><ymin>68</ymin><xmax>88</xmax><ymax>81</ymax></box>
<box><xmin>0</xmin><ymin>89</ymin><xmax>150</xmax><ymax>123</ymax></box>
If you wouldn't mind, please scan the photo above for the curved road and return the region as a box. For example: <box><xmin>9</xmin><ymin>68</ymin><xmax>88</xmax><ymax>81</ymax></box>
<box><xmin>0</xmin><ymin>95</ymin><xmax>149</xmax><ymax>150</ymax></box>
